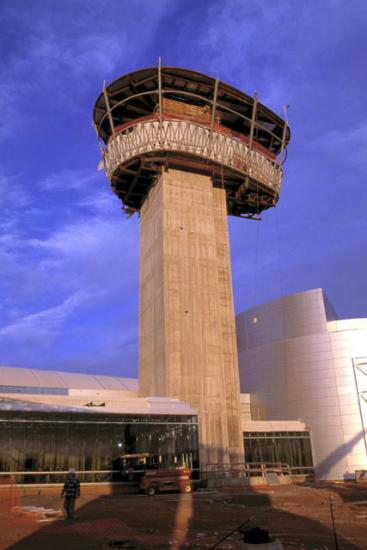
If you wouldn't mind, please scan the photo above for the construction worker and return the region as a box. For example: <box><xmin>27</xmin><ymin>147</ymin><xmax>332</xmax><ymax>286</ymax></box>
<box><xmin>61</xmin><ymin>468</ymin><xmax>80</xmax><ymax>520</ymax></box>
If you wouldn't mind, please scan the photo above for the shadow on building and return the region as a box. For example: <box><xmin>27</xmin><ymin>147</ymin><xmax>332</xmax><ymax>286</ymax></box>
<box><xmin>312</xmin><ymin>429</ymin><xmax>366</xmax><ymax>481</ymax></box>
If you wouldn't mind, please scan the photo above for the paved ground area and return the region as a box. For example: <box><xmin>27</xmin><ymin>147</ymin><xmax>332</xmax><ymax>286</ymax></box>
<box><xmin>0</xmin><ymin>481</ymin><xmax>366</xmax><ymax>549</ymax></box>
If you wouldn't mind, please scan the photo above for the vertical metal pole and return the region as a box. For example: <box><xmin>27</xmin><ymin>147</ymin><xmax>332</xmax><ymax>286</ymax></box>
<box><xmin>329</xmin><ymin>496</ymin><xmax>339</xmax><ymax>550</ymax></box>
<box><xmin>208</xmin><ymin>77</ymin><xmax>219</xmax><ymax>155</ymax></box>
<box><xmin>248</xmin><ymin>92</ymin><xmax>258</xmax><ymax>150</ymax></box>
<box><xmin>248</xmin><ymin>92</ymin><xmax>259</xmax><ymax>217</ymax></box>
<box><xmin>279</xmin><ymin>104</ymin><xmax>289</xmax><ymax>164</ymax></box>
<box><xmin>103</xmin><ymin>81</ymin><xmax>115</xmax><ymax>137</ymax></box>
<box><xmin>210</xmin><ymin>77</ymin><xmax>219</xmax><ymax>132</ymax></box>
<box><xmin>158</xmin><ymin>57</ymin><xmax>163</xmax><ymax>146</ymax></box>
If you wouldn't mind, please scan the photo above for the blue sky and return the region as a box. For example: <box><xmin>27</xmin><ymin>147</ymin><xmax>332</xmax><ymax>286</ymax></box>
<box><xmin>1</xmin><ymin>0</ymin><xmax>366</xmax><ymax>378</ymax></box>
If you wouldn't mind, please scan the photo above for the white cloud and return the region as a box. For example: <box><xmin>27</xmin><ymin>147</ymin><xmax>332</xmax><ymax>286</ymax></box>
<box><xmin>0</xmin><ymin>0</ymin><xmax>170</xmax><ymax>139</ymax></box>
<box><xmin>0</xmin><ymin>172</ymin><xmax>30</xmax><ymax>210</ymax></box>
<box><xmin>31</xmin><ymin>215</ymin><xmax>137</xmax><ymax>272</ymax></box>
<box><xmin>1</xmin><ymin>177</ymin><xmax>138</xmax><ymax>329</ymax></box>
<box><xmin>38</xmin><ymin>168</ymin><xmax>119</xmax><ymax>215</ymax></box>
<box><xmin>194</xmin><ymin>0</ymin><xmax>367</xmax><ymax>116</ymax></box>
<box><xmin>310</xmin><ymin>123</ymin><xmax>367</xmax><ymax>153</ymax></box>
<box><xmin>76</xmin><ymin>188</ymin><xmax>119</xmax><ymax>214</ymax></box>
<box><xmin>0</xmin><ymin>292</ymin><xmax>84</xmax><ymax>343</ymax></box>
<box><xmin>39</xmin><ymin>169</ymin><xmax>99</xmax><ymax>191</ymax></box>
<box><xmin>0</xmin><ymin>203</ymin><xmax>139</xmax><ymax>369</ymax></box>
<box><xmin>32</xmin><ymin>218</ymin><xmax>97</xmax><ymax>253</ymax></box>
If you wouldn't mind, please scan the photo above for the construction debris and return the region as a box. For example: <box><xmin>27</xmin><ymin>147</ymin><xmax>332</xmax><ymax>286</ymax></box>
<box><xmin>11</xmin><ymin>505</ymin><xmax>63</xmax><ymax>521</ymax></box>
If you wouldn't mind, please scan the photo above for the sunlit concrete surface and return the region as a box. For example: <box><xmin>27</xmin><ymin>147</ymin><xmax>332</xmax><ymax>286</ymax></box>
<box><xmin>236</xmin><ymin>288</ymin><xmax>367</xmax><ymax>480</ymax></box>
<box><xmin>139</xmin><ymin>169</ymin><xmax>243</xmax><ymax>470</ymax></box>
<box><xmin>171</xmin><ymin>491</ymin><xmax>193</xmax><ymax>549</ymax></box>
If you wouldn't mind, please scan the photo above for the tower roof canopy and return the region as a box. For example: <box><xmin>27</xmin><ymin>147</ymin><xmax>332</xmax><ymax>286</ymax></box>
<box><xmin>93</xmin><ymin>66</ymin><xmax>290</xmax><ymax>151</ymax></box>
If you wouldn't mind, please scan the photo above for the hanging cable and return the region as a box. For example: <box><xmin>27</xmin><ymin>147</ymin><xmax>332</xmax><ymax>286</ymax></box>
<box><xmin>251</xmin><ymin>215</ymin><xmax>261</xmax><ymax>308</ymax></box>
<box><xmin>274</xmin><ymin>210</ymin><xmax>286</xmax><ymax>301</ymax></box>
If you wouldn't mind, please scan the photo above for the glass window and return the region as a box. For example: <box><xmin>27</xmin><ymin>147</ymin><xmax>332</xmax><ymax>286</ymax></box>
<box><xmin>0</xmin><ymin>411</ymin><xmax>199</xmax><ymax>483</ymax></box>
<box><xmin>243</xmin><ymin>431</ymin><xmax>313</xmax><ymax>471</ymax></box>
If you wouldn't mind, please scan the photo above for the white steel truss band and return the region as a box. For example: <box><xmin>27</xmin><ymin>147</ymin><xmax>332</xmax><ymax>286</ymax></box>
<box><xmin>103</xmin><ymin>120</ymin><xmax>283</xmax><ymax>193</ymax></box>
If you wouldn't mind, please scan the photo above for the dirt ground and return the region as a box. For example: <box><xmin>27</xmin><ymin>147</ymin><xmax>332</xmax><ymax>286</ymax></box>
<box><xmin>0</xmin><ymin>481</ymin><xmax>366</xmax><ymax>549</ymax></box>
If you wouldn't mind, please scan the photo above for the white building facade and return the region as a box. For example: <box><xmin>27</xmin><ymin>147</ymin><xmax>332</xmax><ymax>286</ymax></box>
<box><xmin>236</xmin><ymin>288</ymin><xmax>367</xmax><ymax>480</ymax></box>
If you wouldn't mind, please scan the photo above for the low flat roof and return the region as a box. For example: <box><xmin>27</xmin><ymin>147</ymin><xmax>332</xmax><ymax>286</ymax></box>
<box><xmin>0</xmin><ymin>395</ymin><xmax>197</xmax><ymax>417</ymax></box>
<box><xmin>94</xmin><ymin>66</ymin><xmax>290</xmax><ymax>151</ymax></box>
<box><xmin>242</xmin><ymin>420</ymin><xmax>308</xmax><ymax>432</ymax></box>
<box><xmin>0</xmin><ymin>366</ymin><xmax>138</xmax><ymax>392</ymax></box>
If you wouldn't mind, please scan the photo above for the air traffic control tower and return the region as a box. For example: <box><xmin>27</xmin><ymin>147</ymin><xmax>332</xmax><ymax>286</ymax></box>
<box><xmin>93</xmin><ymin>66</ymin><xmax>290</xmax><ymax>475</ymax></box>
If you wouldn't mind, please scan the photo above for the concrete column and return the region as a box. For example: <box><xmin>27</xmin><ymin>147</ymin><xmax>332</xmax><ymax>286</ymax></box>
<box><xmin>139</xmin><ymin>169</ymin><xmax>244</xmax><ymax>470</ymax></box>
<box><xmin>212</xmin><ymin>187</ymin><xmax>244</xmax><ymax>466</ymax></box>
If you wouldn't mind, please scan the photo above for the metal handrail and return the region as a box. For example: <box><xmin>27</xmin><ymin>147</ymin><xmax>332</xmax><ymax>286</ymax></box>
<box><xmin>0</xmin><ymin>470</ymin><xmax>118</xmax><ymax>476</ymax></box>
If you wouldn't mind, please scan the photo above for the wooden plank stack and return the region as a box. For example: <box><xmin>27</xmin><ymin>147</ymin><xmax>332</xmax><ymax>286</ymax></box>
<box><xmin>162</xmin><ymin>98</ymin><xmax>211</xmax><ymax>123</ymax></box>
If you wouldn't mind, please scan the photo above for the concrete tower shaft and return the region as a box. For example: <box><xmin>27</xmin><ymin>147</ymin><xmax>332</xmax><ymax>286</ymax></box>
<box><xmin>139</xmin><ymin>169</ymin><xmax>243</xmax><ymax>467</ymax></box>
<box><xmin>93</xmin><ymin>66</ymin><xmax>290</xmax><ymax>474</ymax></box>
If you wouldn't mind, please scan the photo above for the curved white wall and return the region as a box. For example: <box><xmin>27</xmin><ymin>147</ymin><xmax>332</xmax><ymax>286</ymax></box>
<box><xmin>236</xmin><ymin>289</ymin><xmax>367</xmax><ymax>480</ymax></box>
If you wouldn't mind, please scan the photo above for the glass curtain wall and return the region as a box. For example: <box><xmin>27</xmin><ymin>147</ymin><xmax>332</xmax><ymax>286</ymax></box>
<box><xmin>0</xmin><ymin>411</ymin><xmax>199</xmax><ymax>483</ymax></box>
<box><xmin>243</xmin><ymin>431</ymin><xmax>313</xmax><ymax>474</ymax></box>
